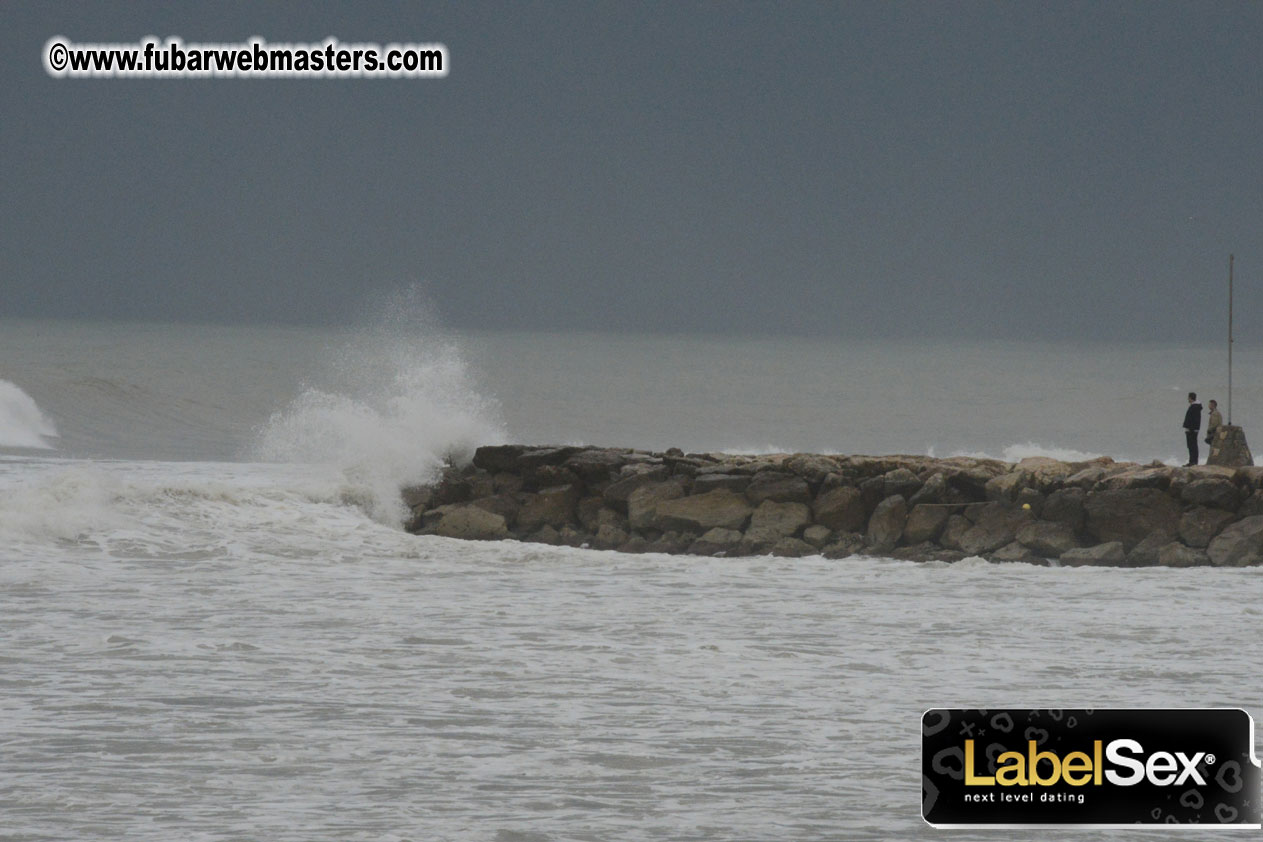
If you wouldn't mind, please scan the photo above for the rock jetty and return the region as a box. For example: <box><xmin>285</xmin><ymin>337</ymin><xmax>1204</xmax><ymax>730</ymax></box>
<box><xmin>401</xmin><ymin>445</ymin><xmax>1263</xmax><ymax>567</ymax></box>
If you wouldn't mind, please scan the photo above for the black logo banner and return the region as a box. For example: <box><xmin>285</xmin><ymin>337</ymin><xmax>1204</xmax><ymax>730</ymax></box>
<box><xmin>922</xmin><ymin>708</ymin><xmax>1260</xmax><ymax>827</ymax></box>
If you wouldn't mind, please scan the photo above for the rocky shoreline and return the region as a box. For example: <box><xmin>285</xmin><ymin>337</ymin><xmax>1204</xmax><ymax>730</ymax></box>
<box><xmin>401</xmin><ymin>445</ymin><xmax>1263</xmax><ymax>567</ymax></box>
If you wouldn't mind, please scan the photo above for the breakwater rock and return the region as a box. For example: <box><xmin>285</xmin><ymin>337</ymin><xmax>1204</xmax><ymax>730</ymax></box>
<box><xmin>401</xmin><ymin>445</ymin><xmax>1263</xmax><ymax>567</ymax></box>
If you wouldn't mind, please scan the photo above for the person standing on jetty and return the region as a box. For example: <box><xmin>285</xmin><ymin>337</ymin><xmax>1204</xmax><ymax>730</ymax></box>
<box><xmin>1206</xmin><ymin>399</ymin><xmax>1223</xmax><ymax>446</ymax></box>
<box><xmin>1184</xmin><ymin>392</ymin><xmax>1203</xmax><ymax>466</ymax></box>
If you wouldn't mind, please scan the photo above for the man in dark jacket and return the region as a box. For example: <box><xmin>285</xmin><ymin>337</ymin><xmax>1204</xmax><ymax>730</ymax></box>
<box><xmin>1183</xmin><ymin>392</ymin><xmax>1203</xmax><ymax>466</ymax></box>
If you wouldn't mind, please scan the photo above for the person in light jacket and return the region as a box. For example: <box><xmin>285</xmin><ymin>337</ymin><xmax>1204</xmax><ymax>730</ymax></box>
<box><xmin>1205</xmin><ymin>399</ymin><xmax>1223</xmax><ymax>446</ymax></box>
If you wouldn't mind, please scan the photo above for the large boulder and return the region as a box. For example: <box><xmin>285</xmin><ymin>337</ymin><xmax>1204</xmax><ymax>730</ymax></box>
<box><xmin>1099</xmin><ymin>467</ymin><xmax>1170</xmax><ymax>491</ymax></box>
<box><xmin>909</xmin><ymin>472</ymin><xmax>948</xmax><ymax>506</ymax></box>
<box><xmin>688</xmin><ymin>527</ymin><xmax>744</xmax><ymax>556</ymax></box>
<box><xmin>1157</xmin><ymin>543</ymin><xmax>1210</xmax><ymax>568</ymax></box>
<box><xmin>746</xmin><ymin>500</ymin><xmax>812</xmax><ymax>542</ymax></box>
<box><xmin>985</xmin><ymin>471</ymin><xmax>1026</xmax><ymax>503</ymax></box>
<box><xmin>1177</xmin><ymin>506</ymin><xmax>1237</xmax><ymax>549</ymax></box>
<box><xmin>516</xmin><ymin>484</ymin><xmax>581</xmax><ymax>532</ymax></box>
<box><xmin>866</xmin><ymin>495</ymin><xmax>908</xmax><ymax>552</ymax></box>
<box><xmin>1206</xmin><ymin>515</ymin><xmax>1263</xmax><ymax>566</ymax></box>
<box><xmin>1125</xmin><ymin>533</ymin><xmax>1169</xmax><ymax>567</ymax></box>
<box><xmin>813</xmin><ymin>485</ymin><xmax>867</xmax><ymax>533</ymax></box>
<box><xmin>472</xmin><ymin>444</ymin><xmax>527</xmax><ymax>472</ymax></box>
<box><xmin>1180</xmin><ymin>477</ymin><xmax>1243</xmax><ymax>511</ymax></box>
<box><xmin>1042</xmin><ymin>487</ymin><xmax>1086</xmax><ymax>532</ymax></box>
<box><xmin>746</xmin><ymin>471</ymin><xmax>812</xmax><ymax>505</ymax></box>
<box><xmin>1016</xmin><ymin>457</ymin><xmax>1074</xmax><ymax>492</ymax></box>
<box><xmin>646</xmin><ymin>488</ymin><xmax>753</xmax><ymax>533</ymax></box>
<box><xmin>426</xmin><ymin>503</ymin><xmax>509</xmax><ymax>540</ymax></box>
<box><xmin>938</xmin><ymin>514</ymin><xmax>972</xmax><ymax>551</ymax></box>
<box><xmin>563</xmin><ymin>448</ymin><xmax>628</xmax><ymax>484</ymax></box>
<box><xmin>883</xmin><ymin>468</ymin><xmax>922</xmax><ymax>499</ymax></box>
<box><xmin>603</xmin><ymin>465</ymin><xmax>671</xmax><ymax>508</ymax></box>
<box><xmin>1015</xmin><ymin>521</ymin><xmax>1080</xmax><ymax>557</ymax></box>
<box><xmin>957</xmin><ymin>503</ymin><xmax>1031</xmax><ymax>556</ymax></box>
<box><xmin>991</xmin><ymin>541</ymin><xmax>1044</xmax><ymax>564</ymax></box>
<box><xmin>626</xmin><ymin>480</ymin><xmax>687</xmax><ymax>530</ymax></box>
<box><xmin>904</xmin><ymin>504</ymin><xmax>950</xmax><ymax>544</ymax></box>
<box><xmin>1083</xmin><ymin>488</ymin><xmax>1180</xmax><ymax>551</ymax></box>
<box><xmin>1060</xmin><ymin>542</ymin><xmax>1127</xmax><ymax>566</ymax></box>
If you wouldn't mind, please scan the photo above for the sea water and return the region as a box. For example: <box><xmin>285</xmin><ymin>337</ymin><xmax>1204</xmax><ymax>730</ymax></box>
<box><xmin>1</xmin><ymin>316</ymin><xmax>1261</xmax><ymax>840</ymax></box>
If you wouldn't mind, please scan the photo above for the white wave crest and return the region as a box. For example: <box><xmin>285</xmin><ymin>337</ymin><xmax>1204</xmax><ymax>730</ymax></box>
<box><xmin>251</xmin><ymin>325</ymin><xmax>505</xmax><ymax>525</ymax></box>
<box><xmin>0</xmin><ymin>379</ymin><xmax>59</xmax><ymax>449</ymax></box>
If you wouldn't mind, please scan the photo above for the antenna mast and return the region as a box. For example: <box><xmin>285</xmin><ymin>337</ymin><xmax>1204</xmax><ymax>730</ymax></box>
<box><xmin>1229</xmin><ymin>254</ymin><xmax>1234</xmax><ymax>425</ymax></box>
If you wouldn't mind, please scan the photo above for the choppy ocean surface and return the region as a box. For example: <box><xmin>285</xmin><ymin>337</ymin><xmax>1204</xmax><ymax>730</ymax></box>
<box><xmin>2</xmin><ymin>316</ymin><xmax>1261</xmax><ymax>841</ymax></box>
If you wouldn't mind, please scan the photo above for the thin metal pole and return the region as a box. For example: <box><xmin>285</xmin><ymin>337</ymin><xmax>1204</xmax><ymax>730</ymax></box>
<box><xmin>1229</xmin><ymin>254</ymin><xmax>1234</xmax><ymax>425</ymax></box>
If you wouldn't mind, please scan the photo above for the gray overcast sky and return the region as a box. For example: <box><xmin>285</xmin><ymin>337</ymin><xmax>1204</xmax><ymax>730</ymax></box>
<box><xmin>3</xmin><ymin>1</ymin><xmax>1261</xmax><ymax>341</ymax></box>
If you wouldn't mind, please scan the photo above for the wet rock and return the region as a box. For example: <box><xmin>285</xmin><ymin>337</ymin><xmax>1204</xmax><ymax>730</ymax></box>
<box><xmin>1180</xmin><ymin>477</ymin><xmax>1242</xmax><ymax>511</ymax></box>
<box><xmin>493</xmin><ymin>472</ymin><xmax>524</xmax><ymax>495</ymax></box>
<box><xmin>425</xmin><ymin>503</ymin><xmax>509</xmax><ymax>540</ymax></box>
<box><xmin>866</xmin><ymin>495</ymin><xmax>907</xmax><ymax>552</ymax></box>
<box><xmin>1206</xmin><ymin>515</ymin><xmax>1263</xmax><ymax>566</ymax></box>
<box><xmin>904</xmin><ymin>504</ymin><xmax>950</xmax><ymax>544</ymax></box>
<box><xmin>602</xmin><ymin>465</ymin><xmax>672</xmax><ymax>509</ymax></box>
<box><xmin>470</xmin><ymin>493</ymin><xmax>520</xmax><ymax>526</ymax></box>
<box><xmin>1157</xmin><ymin>543</ymin><xmax>1210</xmax><ymax>568</ymax></box>
<box><xmin>985</xmin><ymin>471</ymin><xmax>1026</xmax><ymax>503</ymax></box>
<box><xmin>400</xmin><ymin>485</ymin><xmax>433</xmax><ymax>512</ymax></box>
<box><xmin>746</xmin><ymin>500</ymin><xmax>811</xmax><ymax>543</ymax></box>
<box><xmin>517</xmin><ymin>446</ymin><xmax>585</xmax><ymax>471</ymax></box>
<box><xmin>563</xmin><ymin>448</ymin><xmax>629</xmax><ymax>484</ymax></box>
<box><xmin>526</xmin><ymin>464</ymin><xmax>580</xmax><ymax>492</ymax></box>
<box><xmin>1240</xmin><ymin>490</ymin><xmax>1263</xmax><ymax>519</ymax></box>
<box><xmin>770</xmin><ymin>537</ymin><xmax>816</xmax><ymax>558</ymax></box>
<box><xmin>783</xmin><ymin>453</ymin><xmax>838</xmax><ymax>484</ymax></box>
<box><xmin>1059</xmin><ymin>541</ymin><xmax>1127</xmax><ymax>567</ymax></box>
<box><xmin>688</xmin><ymin>527</ymin><xmax>744</xmax><ymax>556</ymax></box>
<box><xmin>594</xmin><ymin>523</ymin><xmax>629</xmax><ymax>550</ymax></box>
<box><xmin>647</xmin><ymin>489</ymin><xmax>754</xmax><ymax>533</ymax></box>
<box><xmin>531</xmin><ymin>524</ymin><xmax>562</xmax><ymax>545</ymax></box>
<box><xmin>626</xmin><ymin>480</ymin><xmax>688</xmax><ymax>530</ymax></box>
<box><xmin>1124</xmin><ymin>533</ymin><xmax>1168</xmax><ymax>567</ymax></box>
<box><xmin>1084</xmin><ymin>488</ymin><xmax>1180</xmax><ymax>551</ymax></box>
<box><xmin>516</xmin><ymin>484</ymin><xmax>581</xmax><ymax>532</ymax></box>
<box><xmin>1016</xmin><ymin>457</ymin><xmax>1073</xmax><ymax>492</ymax></box>
<box><xmin>957</xmin><ymin>503</ymin><xmax>1031</xmax><ymax>556</ymax></box>
<box><xmin>821</xmin><ymin>532</ymin><xmax>865</xmax><ymax>559</ymax></box>
<box><xmin>746</xmin><ymin>471</ymin><xmax>812</xmax><ymax>505</ymax></box>
<box><xmin>1042</xmin><ymin>487</ymin><xmax>1086</xmax><ymax>532</ymax></box>
<box><xmin>802</xmin><ymin>524</ymin><xmax>833</xmax><ymax>548</ymax></box>
<box><xmin>813</xmin><ymin>486</ymin><xmax>867</xmax><ymax>533</ymax></box>
<box><xmin>472</xmin><ymin>444</ymin><xmax>527</xmax><ymax>472</ymax></box>
<box><xmin>1178</xmin><ymin>506</ymin><xmax>1236</xmax><ymax>549</ymax></box>
<box><xmin>883</xmin><ymin>468</ymin><xmax>922</xmax><ymax>499</ymax></box>
<box><xmin>938</xmin><ymin>514</ymin><xmax>972</xmax><ymax>551</ymax></box>
<box><xmin>1015</xmin><ymin>521</ymin><xmax>1080</xmax><ymax>557</ymax></box>
<box><xmin>909</xmin><ymin>472</ymin><xmax>947</xmax><ymax>506</ymax></box>
<box><xmin>1099</xmin><ymin>467</ymin><xmax>1169</xmax><ymax>491</ymax></box>
<box><xmin>991</xmin><ymin>541</ymin><xmax>1045</xmax><ymax>564</ymax></box>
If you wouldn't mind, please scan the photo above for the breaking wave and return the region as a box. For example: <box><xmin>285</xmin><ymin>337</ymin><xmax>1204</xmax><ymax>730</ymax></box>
<box><xmin>252</xmin><ymin>306</ymin><xmax>506</xmax><ymax>525</ymax></box>
<box><xmin>0</xmin><ymin>379</ymin><xmax>59</xmax><ymax>449</ymax></box>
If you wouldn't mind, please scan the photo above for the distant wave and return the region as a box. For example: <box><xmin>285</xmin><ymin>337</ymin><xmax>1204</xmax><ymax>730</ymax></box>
<box><xmin>0</xmin><ymin>379</ymin><xmax>59</xmax><ymax>449</ymax></box>
<box><xmin>930</xmin><ymin>441</ymin><xmax>1180</xmax><ymax>466</ymax></box>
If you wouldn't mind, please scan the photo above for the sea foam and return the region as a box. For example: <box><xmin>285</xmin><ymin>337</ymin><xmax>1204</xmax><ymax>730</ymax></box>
<box><xmin>252</xmin><ymin>310</ymin><xmax>506</xmax><ymax>526</ymax></box>
<box><xmin>0</xmin><ymin>379</ymin><xmax>59</xmax><ymax>449</ymax></box>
